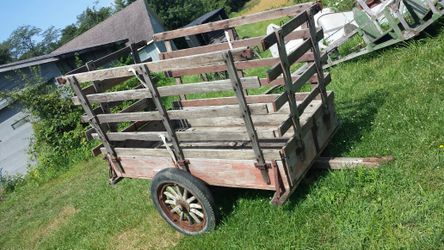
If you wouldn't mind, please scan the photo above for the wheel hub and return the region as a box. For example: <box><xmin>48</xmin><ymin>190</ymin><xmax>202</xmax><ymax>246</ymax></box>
<box><xmin>159</xmin><ymin>183</ymin><xmax>206</xmax><ymax>232</ymax></box>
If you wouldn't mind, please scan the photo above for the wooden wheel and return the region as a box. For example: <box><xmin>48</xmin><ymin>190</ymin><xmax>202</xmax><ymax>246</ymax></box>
<box><xmin>150</xmin><ymin>168</ymin><xmax>217</xmax><ymax>235</ymax></box>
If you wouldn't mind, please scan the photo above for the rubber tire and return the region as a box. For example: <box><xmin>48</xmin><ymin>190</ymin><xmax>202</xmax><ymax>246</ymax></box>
<box><xmin>150</xmin><ymin>168</ymin><xmax>217</xmax><ymax>235</ymax></box>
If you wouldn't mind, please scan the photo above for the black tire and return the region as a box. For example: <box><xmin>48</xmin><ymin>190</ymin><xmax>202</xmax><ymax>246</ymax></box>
<box><xmin>150</xmin><ymin>168</ymin><xmax>217</xmax><ymax>235</ymax></box>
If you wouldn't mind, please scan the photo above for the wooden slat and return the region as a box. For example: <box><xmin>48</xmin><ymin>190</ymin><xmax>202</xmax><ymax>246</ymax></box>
<box><xmin>81</xmin><ymin>76</ymin><xmax>133</xmax><ymax>95</ymax></box>
<box><xmin>95</xmin><ymin>104</ymin><xmax>269</xmax><ymax>123</ymax></box>
<box><xmin>65</xmin><ymin>40</ymin><xmax>146</xmax><ymax>75</ymax></box>
<box><xmin>73</xmin><ymin>77</ymin><xmax>260</xmax><ymax>105</ymax></box>
<box><xmin>277</xmin><ymin>92</ymin><xmax>332</xmax><ymax>136</ymax></box>
<box><xmin>61</xmin><ymin>47</ymin><xmax>252</xmax><ymax>84</ymax></box>
<box><xmin>160</xmin><ymin>29</ymin><xmax>311</xmax><ymax>59</ymax></box>
<box><xmin>297</xmin><ymin>74</ymin><xmax>330</xmax><ymax>114</ymax></box>
<box><xmin>93</xmin><ymin>127</ymin><xmax>289</xmax><ymax>142</ymax></box>
<box><xmin>292</xmin><ymin>62</ymin><xmax>317</xmax><ymax>92</ymax></box>
<box><xmin>170</xmin><ymin>52</ymin><xmax>315</xmax><ymax>78</ymax></box>
<box><xmin>104</xmin><ymin>147</ymin><xmax>282</xmax><ymax>161</ymax></box>
<box><xmin>261</xmin><ymin>5</ymin><xmax>321</xmax><ymax>50</ymax></box>
<box><xmin>186</xmin><ymin>113</ymin><xmax>289</xmax><ymax>127</ymax></box>
<box><xmin>153</xmin><ymin>3</ymin><xmax>315</xmax><ymax>41</ymax></box>
<box><xmin>177</xmin><ymin>94</ymin><xmax>278</xmax><ymax>107</ymax></box>
<box><xmin>82</xmin><ymin>98</ymin><xmax>152</xmax><ymax>123</ymax></box>
<box><xmin>267</xmin><ymin>28</ymin><xmax>323</xmax><ymax>82</ymax></box>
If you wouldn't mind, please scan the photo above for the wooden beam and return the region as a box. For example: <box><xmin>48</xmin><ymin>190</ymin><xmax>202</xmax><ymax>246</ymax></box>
<box><xmin>261</xmin><ymin>4</ymin><xmax>321</xmax><ymax>50</ymax></box>
<box><xmin>60</xmin><ymin>48</ymin><xmax>253</xmax><ymax>84</ymax></box>
<box><xmin>152</xmin><ymin>3</ymin><xmax>316</xmax><ymax>41</ymax></box>
<box><xmin>170</xmin><ymin>52</ymin><xmax>315</xmax><ymax>77</ymax></box>
<box><xmin>103</xmin><ymin>147</ymin><xmax>282</xmax><ymax>161</ymax></box>
<box><xmin>160</xmin><ymin>29</ymin><xmax>312</xmax><ymax>60</ymax></box>
<box><xmin>72</xmin><ymin>77</ymin><xmax>260</xmax><ymax>105</ymax></box>
<box><xmin>94</xmin><ymin>103</ymin><xmax>270</xmax><ymax>123</ymax></box>
<box><xmin>267</xmin><ymin>29</ymin><xmax>322</xmax><ymax>82</ymax></box>
<box><xmin>64</xmin><ymin>40</ymin><xmax>146</xmax><ymax>75</ymax></box>
<box><xmin>313</xmin><ymin>157</ymin><xmax>394</xmax><ymax>170</ymax></box>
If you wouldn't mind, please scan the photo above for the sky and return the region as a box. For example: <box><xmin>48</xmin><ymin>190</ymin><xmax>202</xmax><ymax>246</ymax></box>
<box><xmin>0</xmin><ymin>0</ymin><xmax>114</xmax><ymax>42</ymax></box>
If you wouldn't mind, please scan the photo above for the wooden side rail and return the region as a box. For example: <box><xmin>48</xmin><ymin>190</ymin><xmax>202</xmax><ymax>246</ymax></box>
<box><xmin>59</xmin><ymin>47</ymin><xmax>253</xmax><ymax>84</ymax></box>
<box><xmin>86</xmin><ymin>103</ymin><xmax>270</xmax><ymax>123</ymax></box>
<box><xmin>152</xmin><ymin>3</ymin><xmax>316</xmax><ymax>41</ymax></box>
<box><xmin>72</xmin><ymin>76</ymin><xmax>260</xmax><ymax>105</ymax></box>
<box><xmin>160</xmin><ymin>29</ymin><xmax>312</xmax><ymax>60</ymax></box>
<box><xmin>65</xmin><ymin>40</ymin><xmax>146</xmax><ymax>75</ymax></box>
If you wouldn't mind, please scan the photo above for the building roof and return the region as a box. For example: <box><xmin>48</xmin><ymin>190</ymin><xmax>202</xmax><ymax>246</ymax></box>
<box><xmin>0</xmin><ymin>39</ymin><xmax>128</xmax><ymax>74</ymax></box>
<box><xmin>53</xmin><ymin>0</ymin><xmax>163</xmax><ymax>54</ymax></box>
<box><xmin>185</xmin><ymin>8</ymin><xmax>225</xmax><ymax>27</ymax></box>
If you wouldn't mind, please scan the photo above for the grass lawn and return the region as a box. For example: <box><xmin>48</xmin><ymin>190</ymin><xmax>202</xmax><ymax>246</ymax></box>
<box><xmin>1</xmin><ymin>3</ymin><xmax>444</xmax><ymax>250</ymax></box>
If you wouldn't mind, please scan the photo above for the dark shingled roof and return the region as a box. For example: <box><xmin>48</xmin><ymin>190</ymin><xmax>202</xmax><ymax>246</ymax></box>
<box><xmin>185</xmin><ymin>8</ymin><xmax>225</xmax><ymax>27</ymax></box>
<box><xmin>0</xmin><ymin>39</ymin><xmax>128</xmax><ymax>73</ymax></box>
<box><xmin>53</xmin><ymin>0</ymin><xmax>164</xmax><ymax>54</ymax></box>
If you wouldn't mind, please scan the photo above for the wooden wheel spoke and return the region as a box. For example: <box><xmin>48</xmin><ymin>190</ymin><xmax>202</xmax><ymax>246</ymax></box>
<box><xmin>188</xmin><ymin>211</ymin><xmax>202</xmax><ymax>224</ymax></box>
<box><xmin>189</xmin><ymin>203</ymin><xmax>202</xmax><ymax>209</ymax></box>
<box><xmin>166</xmin><ymin>186</ymin><xmax>179</xmax><ymax>197</ymax></box>
<box><xmin>186</xmin><ymin>196</ymin><xmax>197</xmax><ymax>203</ymax></box>
<box><xmin>190</xmin><ymin>208</ymin><xmax>204</xmax><ymax>218</ymax></box>
<box><xmin>163</xmin><ymin>191</ymin><xmax>176</xmax><ymax>201</ymax></box>
<box><xmin>170</xmin><ymin>205</ymin><xmax>181</xmax><ymax>214</ymax></box>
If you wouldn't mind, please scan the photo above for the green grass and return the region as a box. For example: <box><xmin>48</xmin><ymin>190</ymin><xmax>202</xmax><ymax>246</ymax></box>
<box><xmin>2</xmin><ymin>9</ymin><xmax>444</xmax><ymax>250</ymax></box>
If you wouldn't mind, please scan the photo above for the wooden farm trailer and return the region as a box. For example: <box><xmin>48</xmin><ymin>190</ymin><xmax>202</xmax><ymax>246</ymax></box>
<box><xmin>58</xmin><ymin>2</ymin><xmax>339</xmax><ymax>235</ymax></box>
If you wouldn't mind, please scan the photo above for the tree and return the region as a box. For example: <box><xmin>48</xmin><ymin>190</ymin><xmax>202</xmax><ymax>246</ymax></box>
<box><xmin>76</xmin><ymin>6</ymin><xmax>112</xmax><ymax>34</ymax></box>
<box><xmin>59</xmin><ymin>24</ymin><xmax>78</xmax><ymax>46</ymax></box>
<box><xmin>144</xmin><ymin>0</ymin><xmax>249</xmax><ymax>30</ymax></box>
<box><xmin>6</xmin><ymin>25</ymin><xmax>60</xmax><ymax>60</ymax></box>
<box><xmin>0</xmin><ymin>42</ymin><xmax>12</xmax><ymax>65</ymax></box>
<box><xmin>7</xmin><ymin>25</ymin><xmax>42</xmax><ymax>59</ymax></box>
<box><xmin>113</xmin><ymin>0</ymin><xmax>136</xmax><ymax>11</ymax></box>
<box><xmin>59</xmin><ymin>6</ymin><xmax>112</xmax><ymax>46</ymax></box>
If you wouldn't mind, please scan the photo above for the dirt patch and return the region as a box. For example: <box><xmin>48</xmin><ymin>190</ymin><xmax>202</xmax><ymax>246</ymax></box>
<box><xmin>243</xmin><ymin>0</ymin><xmax>291</xmax><ymax>15</ymax></box>
<box><xmin>112</xmin><ymin>215</ymin><xmax>182</xmax><ymax>249</ymax></box>
<box><xmin>32</xmin><ymin>206</ymin><xmax>78</xmax><ymax>244</ymax></box>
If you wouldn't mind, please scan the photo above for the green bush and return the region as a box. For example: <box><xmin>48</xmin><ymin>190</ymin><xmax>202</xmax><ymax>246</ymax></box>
<box><xmin>0</xmin><ymin>68</ymin><xmax>92</xmax><ymax>187</ymax></box>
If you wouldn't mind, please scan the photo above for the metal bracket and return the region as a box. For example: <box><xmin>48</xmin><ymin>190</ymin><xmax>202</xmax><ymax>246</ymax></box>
<box><xmin>176</xmin><ymin>159</ymin><xmax>190</xmax><ymax>170</ymax></box>
<box><xmin>254</xmin><ymin>162</ymin><xmax>271</xmax><ymax>171</ymax></box>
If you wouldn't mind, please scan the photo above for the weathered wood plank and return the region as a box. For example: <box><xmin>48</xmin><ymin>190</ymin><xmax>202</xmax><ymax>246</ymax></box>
<box><xmin>177</xmin><ymin>93</ymin><xmax>298</xmax><ymax>108</ymax></box>
<box><xmin>313</xmin><ymin>157</ymin><xmax>394</xmax><ymax>170</ymax></box>
<box><xmin>81</xmin><ymin>76</ymin><xmax>133</xmax><ymax>95</ymax></box>
<box><xmin>95</xmin><ymin>103</ymin><xmax>269</xmax><ymax>123</ymax></box>
<box><xmin>186</xmin><ymin>113</ymin><xmax>289</xmax><ymax>127</ymax></box>
<box><xmin>103</xmin><ymin>147</ymin><xmax>282</xmax><ymax>161</ymax></box>
<box><xmin>276</xmin><ymin>93</ymin><xmax>329</xmax><ymax>137</ymax></box>
<box><xmin>153</xmin><ymin>3</ymin><xmax>315</xmax><ymax>41</ymax></box>
<box><xmin>93</xmin><ymin>127</ymin><xmax>290</xmax><ymax>142</ymax></box>
<box><xmin>61</xmin><ymin>48</ymin><xmax>252</xmax><ymax>84</ymax></box>
<box><xmin>170</xmin><ymin>53</ymin><xmax>315</xmax><ymax>78</ymax></box>
<box><xmin>291</xmin><ymin>62</ymin><xmax>317</xmax><ymax>91</ymax></box>
<box><xmin>73</xmin><ymin>77</ymin><xmax>260</xmax><ymax>105</ymax></box>
<box><xmin>261</xmin><ymin>4</ymin><xmax>321</xmax><ymax>50</ymax></box>
<box><xmin>160</xmin><ymin>29</ymin><xmax>312</xmax><ymax>59</ymax></box>
<box><xmin>116</xmin><ymin>156</ymin><xmax>281</xmax><ymax>190</ymax></box>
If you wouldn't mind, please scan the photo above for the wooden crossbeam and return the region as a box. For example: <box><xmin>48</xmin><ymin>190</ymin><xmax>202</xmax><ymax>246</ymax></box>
<box><xmin>160</xmin><ymin>29</ymin><xmax>312</xmax><ymax>60</ymax></box>
<box><xmin>59</xmin><ymin>47</ymin><xmax>253</xmax><ymax>84</ymax></box>
<box><xmin>72</xmin><ymin>77</ymin><xmax>260</xmax><ymax>105</ymax></box>
<box><xmin>153</xmin><ymin>3</ymin><xmax>316</xmax><ymax>41</ymax></box>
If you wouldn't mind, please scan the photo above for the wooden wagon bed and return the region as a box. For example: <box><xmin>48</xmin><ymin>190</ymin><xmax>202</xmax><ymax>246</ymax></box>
<box><xmin>59</xmin><ymin>2</ymin><xmax>338</xmax><ymax>205</ymax></box>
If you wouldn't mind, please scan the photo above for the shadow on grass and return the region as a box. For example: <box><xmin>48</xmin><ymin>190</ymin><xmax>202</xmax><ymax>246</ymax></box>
<box><xmin>211</xmin><ymin>88</ymin><xmax>390</xmax><ymax>218</ymax></box>
<box><xmin>323</xmin><ymin>88</ymin><xmax>389</xmax><ymax>156</ymax></box>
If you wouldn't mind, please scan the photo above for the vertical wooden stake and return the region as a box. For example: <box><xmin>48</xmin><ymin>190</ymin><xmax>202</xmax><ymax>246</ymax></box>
<box><xmin>224</xmin><ymin>51</ymin><xmax>270</xmax><ymax>184</ymax></box>
<box><xmin>275</xmin><ymin>29</ymin><xmax>304</xmax><ymax>150</ymax></box>
<box><xmin>85</xmin><ymin>61</ymin><xmax>115</xmax><ymax>132</ymax></box>
<box><xmin>307</xmin><ymin>10</ymin><xmax>329</xmax><ymax>112</ymax></box>
<box><xmin>137</xmin><ymin>65</ymin><xmax>189</xmax><ymax>171</ymax></box>
<box><xmin>67</xmin><ymin>76</ymin><xmax>124</xmax><ymax>174</ymax></box>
